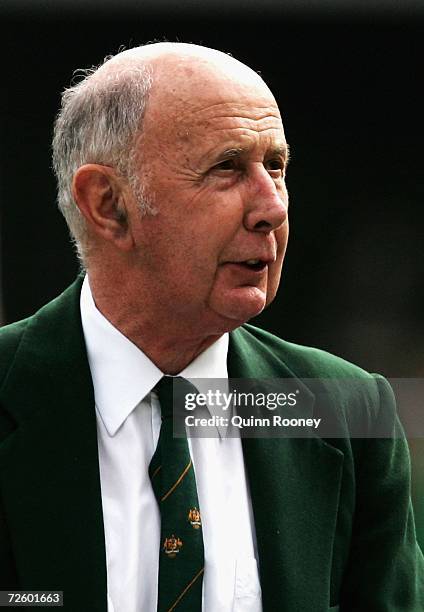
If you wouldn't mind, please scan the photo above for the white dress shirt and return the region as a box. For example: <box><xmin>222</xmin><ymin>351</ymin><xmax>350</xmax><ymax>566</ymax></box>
<box><xmin>80</xmin><ymin>276</ymin><xmax>262</xmax><ymax>612</ymax></box>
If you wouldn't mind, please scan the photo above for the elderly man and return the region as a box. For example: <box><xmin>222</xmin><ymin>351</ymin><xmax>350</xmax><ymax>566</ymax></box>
<box><xmin>0</xmin><ymin>42</ymin><xmax>423</xmax><ymax>612</ymax></box>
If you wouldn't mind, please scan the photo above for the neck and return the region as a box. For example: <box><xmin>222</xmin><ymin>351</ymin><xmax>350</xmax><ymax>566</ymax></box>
<box><xmin>87</xmin><ymin>270</ymin><xmax>224</xmax><ymax>374</ymax></box>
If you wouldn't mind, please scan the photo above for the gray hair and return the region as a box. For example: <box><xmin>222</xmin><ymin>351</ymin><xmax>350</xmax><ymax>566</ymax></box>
<box><xmin>52</xmin><ymin>56</ymin><xmax>153</xmax><ymax>263</ymax></box>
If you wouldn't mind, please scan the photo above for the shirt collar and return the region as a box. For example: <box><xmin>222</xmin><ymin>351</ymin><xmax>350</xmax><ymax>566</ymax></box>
<box><xmin>80</xmin><ymin>275</ymin><xmax>229</xmax><ymax>437</ymax></box>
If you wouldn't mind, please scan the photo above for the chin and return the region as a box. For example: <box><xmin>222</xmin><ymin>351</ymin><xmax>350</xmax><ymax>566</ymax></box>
<box><xmin>208</xmin><ymin>285</ymin><xmax>269</xmax><ymax>328</ymax></box>
<box><xmin>217</xmin><ymin>299</ymin><xmax>267</xmax><ymax>327</ymax></box>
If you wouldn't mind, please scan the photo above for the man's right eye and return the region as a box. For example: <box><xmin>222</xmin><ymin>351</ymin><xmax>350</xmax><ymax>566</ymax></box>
<box><xmin>213</xmin><ymin>159</ymin><xmax>237</xmax><ymax>171</ymax></box>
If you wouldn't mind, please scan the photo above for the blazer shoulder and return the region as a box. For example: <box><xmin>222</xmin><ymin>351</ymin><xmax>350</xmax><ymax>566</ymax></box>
<box><xmin>239</xmin><ymin>324</ymin><xmax>395</xmax><ymax>435</ymax></box>
<box><xmin>0</xmin><ymin>318</ymin><xmax>31</xmax><ymax>387</ymax></box>
<box><xmin>0</xmin><ymin>275</ymin><xmax>83</xmax><ymax>390</ymax></box>
<box><xmin>241</xmin><ymin>323</ymin><xmax>373</xmax><ymax>380</ymax></box>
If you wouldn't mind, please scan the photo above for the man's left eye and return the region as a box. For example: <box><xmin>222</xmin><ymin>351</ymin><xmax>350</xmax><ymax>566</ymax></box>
<box><xmin>266</xmin><ymin>159</ymin><xmax>284</xmax><ymax>173</ymax></box>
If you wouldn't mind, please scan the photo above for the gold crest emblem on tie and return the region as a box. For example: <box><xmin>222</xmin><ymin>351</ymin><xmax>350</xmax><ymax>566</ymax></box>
<box><xmin>163</xmin><ymin>535</ymin><xmax>183</xmax><ymax>558</ymax></box>
<box><xmin>188</xmin><ymin>507</ymin><xmax>202</xmax><ymax>529</ymax></box>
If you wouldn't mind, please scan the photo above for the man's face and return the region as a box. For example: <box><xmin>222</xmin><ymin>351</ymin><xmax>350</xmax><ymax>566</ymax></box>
<box><xmin>128</xmin><ymin>61</ymin><xmax>289</xmax><ymax>335</ymax></box>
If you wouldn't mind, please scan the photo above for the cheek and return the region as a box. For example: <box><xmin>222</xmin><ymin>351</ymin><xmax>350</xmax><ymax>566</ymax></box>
<box><xmin>276</xmin><ymin>219</ymin><xmax>289</xmax><ymax>254</ymax></box>
<box><xmin>266</xmin><ymin>224</ymin><xmax>289</xmax><ymax>298</ymax></box>
<box><xmin>195</xmin><ymin>212</ymin><xmax>245</xmax><ymax>259</ymax></box>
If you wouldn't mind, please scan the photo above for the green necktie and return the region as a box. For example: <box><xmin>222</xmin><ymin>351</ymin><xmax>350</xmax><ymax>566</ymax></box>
<box><xmin>149</xmin><ymin>376</ymin><xmax>204</xmax><ymax>612</ymax></box>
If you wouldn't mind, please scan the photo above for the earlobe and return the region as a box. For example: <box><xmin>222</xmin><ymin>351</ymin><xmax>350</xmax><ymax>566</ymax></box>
<box><xmin>72</xmin><ymin>164</ymin><xmax>133</xmax><ymax>250</ymax></box>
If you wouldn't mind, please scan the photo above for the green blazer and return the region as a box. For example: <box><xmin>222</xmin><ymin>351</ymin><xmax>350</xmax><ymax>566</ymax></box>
<box><xmin>0</xmin><ymin>277</ymin><xmax>423</xmax><ymax>611</ymax></box>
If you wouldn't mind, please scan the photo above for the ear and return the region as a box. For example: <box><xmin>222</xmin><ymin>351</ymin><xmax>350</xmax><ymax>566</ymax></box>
<box><xmin>72</xmin><ymin>164</ymin><xmax>134</xmax><ymax>251</ymax></box>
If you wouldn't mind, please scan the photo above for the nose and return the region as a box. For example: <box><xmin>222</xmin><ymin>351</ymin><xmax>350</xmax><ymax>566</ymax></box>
<box><xmin>243</xmin><ymin>165</ymin><xmax>288</xmax><ymax>233</ymax></box>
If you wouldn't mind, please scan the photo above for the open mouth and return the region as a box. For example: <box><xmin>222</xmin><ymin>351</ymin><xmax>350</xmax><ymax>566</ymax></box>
<box><xmin>237</xmin><ymin>259</ymin><xmax>267</xmax><ymax>272</ymax></box>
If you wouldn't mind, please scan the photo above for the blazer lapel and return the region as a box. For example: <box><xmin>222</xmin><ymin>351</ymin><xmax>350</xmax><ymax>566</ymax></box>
<box><xmin>0</xmin><ymin>278</ymin><xmax>107</xmax><ymax>611</ymax></box>
<box><xmin>228</xmin><ymin>327</ymin><xmax>344</xmax><ymax>611</ymax></box>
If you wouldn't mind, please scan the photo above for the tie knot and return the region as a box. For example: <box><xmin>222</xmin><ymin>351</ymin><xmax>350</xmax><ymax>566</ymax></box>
<box><xmin>155</xmin><ymin>376</ymin><xmax>198</xmax><ymax>419</ymax></box>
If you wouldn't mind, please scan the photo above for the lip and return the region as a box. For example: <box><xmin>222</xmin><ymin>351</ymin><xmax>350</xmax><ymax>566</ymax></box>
<box><xmin>222</xmin><ymin>254</ymin><xmax>275</xmax><ymax>266</ymax></box>
<box><xmin>222</xmin><ymin>261</ymin><xmax>269</xmax><ymax>274</ymax></box>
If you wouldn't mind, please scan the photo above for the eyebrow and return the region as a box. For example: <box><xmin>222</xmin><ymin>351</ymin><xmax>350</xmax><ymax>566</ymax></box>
<box><xmin>220</xmin><ymin>142</ymin><xmax>291</xmax><ymax>165</ymax></box>
<box><xmin>271</xmin><ymin>143</ymin><xmax>291</xmax><ymax>164</ymax></box>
